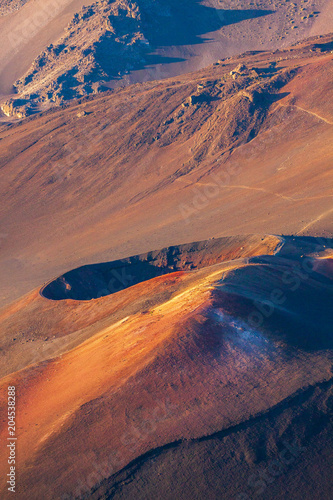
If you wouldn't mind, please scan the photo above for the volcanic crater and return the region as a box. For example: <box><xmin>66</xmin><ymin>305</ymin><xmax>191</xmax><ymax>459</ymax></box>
<box><xmin>41</xmin><ymin>235</ymin><xmax>280</xmax><ymax>300</ymax></box>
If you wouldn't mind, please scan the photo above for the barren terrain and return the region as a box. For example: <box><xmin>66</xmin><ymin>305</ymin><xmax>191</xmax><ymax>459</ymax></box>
<box><xmin>0</xmin><ymin>234</ymin><xmax>332</xmax><ymax>499</ymax></box>
<box><xmin>0</xmin><ymin>35</ymin><xmax>332</xmax><ymax>306</ymax></box>
<box><xmin>1</xmin><ymin>0</ymin><xmax>333</xmax><ymax>113</ymax></box>
<box><xmin>0</xmin><ymin>18</ymin><xmax>332</xmax><ymax>500</ymax></box>
<box><xmin>0</xmin><ymin>0</ymin><xmax>28</xmax><ymax>16</ymax></box>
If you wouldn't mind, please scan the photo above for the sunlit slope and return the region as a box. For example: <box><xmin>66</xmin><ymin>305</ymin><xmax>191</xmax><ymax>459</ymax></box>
<box><xmin>0</xmin><ymin>234</ymin><xmax>279</xmax><ymax>376</ymax></box>
<box><xmin>0</xmin><ymin>235</ymin><xmax>332</xmax><ymax>499</ymax></box>
<box><xmin>0</xmin><ymin>36</ymin><xmax>332</xmax><ymax>306</ymax></box>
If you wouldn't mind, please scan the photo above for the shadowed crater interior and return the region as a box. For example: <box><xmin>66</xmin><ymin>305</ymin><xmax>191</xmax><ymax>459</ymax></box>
<box><xmin>41</xmin><ymin>235</ymin><xmax>277</xmax><ymax>301</ymax></box>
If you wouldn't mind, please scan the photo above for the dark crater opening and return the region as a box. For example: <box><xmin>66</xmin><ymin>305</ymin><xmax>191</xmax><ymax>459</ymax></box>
<box><xmin>41</xmin><ymin>235</ymin><xmax>272</xmax><ymax>301</ymax></box>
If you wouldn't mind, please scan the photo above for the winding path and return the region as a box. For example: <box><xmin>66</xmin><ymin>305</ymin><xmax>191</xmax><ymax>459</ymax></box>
<box><xmin>297</xmin><ymin>207</ymin><xmax>333</xmax><ymax>234</ymax></box>
<box><xmin>277</xmin><ymin>103</ymin><xmax>333</xmax><ymax>125</ymax></box>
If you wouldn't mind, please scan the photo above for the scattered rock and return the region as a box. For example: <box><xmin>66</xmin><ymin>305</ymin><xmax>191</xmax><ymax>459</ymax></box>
<box><xmin>1</xmin><ymin>98</ymin><xmax>32</xmax><ymax>119</ymax></box>
<box><xmin>0</xmin><ymin>0</ymin><xmax>27</xmax><ymax>16</ymax></box>
<box><xmin>230</xmin><ymin>63</ymin><xmax>249</xmax><ymax>78</ymax></box>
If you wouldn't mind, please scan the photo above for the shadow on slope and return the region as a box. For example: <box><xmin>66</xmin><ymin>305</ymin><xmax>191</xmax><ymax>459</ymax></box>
<box><xmin>11</xmin><ymin>1</ymin><xmax>274</xmax><ymax>111</ymax></box>
<box><xmin>138</xmin><ymin>3</ymin><xmax>274</xmax><ymax>47</ymax></box>
<box><xmin>95</xmin><ymin>3</ymin><xmax>274</xmax><ymax>80</ymax></box>
<box><xmin>41</xmin><ymin>235</ymin><xmax>279</xmax><ymax>301</ymax></box>
<box><xmin>213</xmin><ymin>236</ymin><xmax>333</xmax><ymax>351</ymax></box>
<box><xmin>90</xmin><ymin>379</ymin><xmax>333</xmax><ymax>500</ymax></box>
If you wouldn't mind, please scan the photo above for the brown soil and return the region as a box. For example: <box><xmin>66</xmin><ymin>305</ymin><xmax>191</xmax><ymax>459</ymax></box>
<box><xmin>0</xmin><ymin>36</ymin><xmax>332</xmax><ymax>306</ymax></box>
<box><xmin>0</xmin><ymin>234</ymin><xmax>332</xmax><ymax>499</ymax></box>
<box><xmin>1</xmin><ymin>0</ymin><xmax>333</xmax><ymax>106</ymax></box>
<box><xmin>0</xmin><ymin>36</ymin><xmax>332</xmax><ymax>500</ymax></box>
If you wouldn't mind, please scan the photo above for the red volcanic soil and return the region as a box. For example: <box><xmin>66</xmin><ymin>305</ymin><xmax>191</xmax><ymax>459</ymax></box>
<box><xmin>0</xmin><ymin>234</ymin><xmax>332</xmax><ymax>499</ymax></box>
<box><xmin>0</xmin><ymin>234</ymin><xmax>279</xmax><ymax>376</ymax></box>
<box><xmin>0</xmin><ymin>35</ymin><xmax>332</xmax><ymax>307</ymax></box>
<box><xmin>0</xmin><ymin>35</ymin><xmax>332</xmax><ymax>500</ymax></box>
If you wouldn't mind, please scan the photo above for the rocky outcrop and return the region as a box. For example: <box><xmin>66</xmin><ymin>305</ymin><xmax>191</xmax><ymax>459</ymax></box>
<box><xmin>13</xmin><ymin>0</ymin><xmax>176</xmax><ymax>109</ymax></box>
<box><xmin>160</xmin><ymin>63</ymin><xmax>295</xmax><ymax>163</ymax></box>
<box><xmin>0</xmin><ymin>98</ymin><xmax>33</xmax><ymax>119</ymax></box>
<box><xmin>14</xmin><ymin>0</ymin><xmax>150</xmax><ymax>106</ymax></box>
<box><xmin>11</xmin><ymin>0</ymin><xmax>275</xmax><ymax>112</ymax></box>
<box><xmin>0</xmin><ymin>0</ymin><xmax>27</xmax><ymax>16</ymax></box>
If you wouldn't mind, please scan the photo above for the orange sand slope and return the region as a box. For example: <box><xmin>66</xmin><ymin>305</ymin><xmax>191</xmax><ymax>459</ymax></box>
<box><xmin>0</xmin><ymin>35</ymin><xmax>333</xmax><ymax>500</ymax></box>
<box><xmin>0</xmin><ymin>234</ymin><xmax>332</xmax><ymax>499</ymax></box>
<box><xmin>0</xmin><ymin>35</ymin><xmax>333</xmax><ymax>308</ymax></box>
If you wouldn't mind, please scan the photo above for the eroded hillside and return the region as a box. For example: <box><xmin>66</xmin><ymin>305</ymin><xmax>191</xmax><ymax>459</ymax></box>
<box><xmin>0</xmin><ymin>235</ymin><xmax>332</xmax><ymax>498</ymax></box>
<box><xmin>0</xmin><ymin>36</ymin><xmax>332</xmax><ymax>306</ymax></box>
<box><xmin>1</xmin><ymin>0</ymin><xmax>333</xmax><ymax>114</ymax></box>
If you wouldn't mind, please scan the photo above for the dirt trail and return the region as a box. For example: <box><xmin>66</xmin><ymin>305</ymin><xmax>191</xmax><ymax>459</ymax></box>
<box><xmin>192</xmin><ymin>183</ymin><xmax>333</xmax><ymax>203</ymax></box>
<box><xmin>278</xmin><ymin>102</ymin><xmax>333</xmax><ymax>125</ymax></box>
<box><xmin>297</xmin><ymin>207</ymin><xmax>333</xmax><ymax>234</ymax></box>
